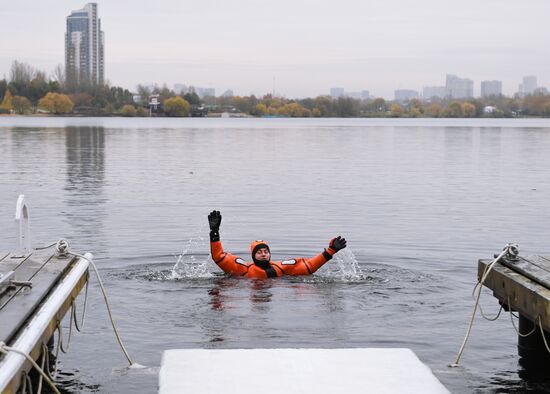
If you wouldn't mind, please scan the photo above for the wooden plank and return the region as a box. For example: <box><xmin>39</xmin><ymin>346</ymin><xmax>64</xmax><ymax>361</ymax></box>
<box><xmin>499</xmin><ymin>255</ymin><xmax>550</xmax><ymax>289</ymax></box>
<box><xmin>0</xmin><ymin>251</ymin><xmax>76</xmax><ymax>345</ymax></box>
<box><xmin>478</xmin><ymin>259</ymin><xmax>550</xmax><ymax>332</ymax></box>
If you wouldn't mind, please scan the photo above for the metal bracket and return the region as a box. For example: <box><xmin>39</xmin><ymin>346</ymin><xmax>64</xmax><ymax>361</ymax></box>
<box><xmin>14</xmin><ymin>194</ymin><xmax>31</xmax><ymax>257</ymax></box>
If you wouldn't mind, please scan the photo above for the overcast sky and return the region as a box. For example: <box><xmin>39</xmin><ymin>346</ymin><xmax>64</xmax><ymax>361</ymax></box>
<box><xmin>2</xmin><ymin>0</ymin><xmax>549</xmax><ymax>98</ymax></box>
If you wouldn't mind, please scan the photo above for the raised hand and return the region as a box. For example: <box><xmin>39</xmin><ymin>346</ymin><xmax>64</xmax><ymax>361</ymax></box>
<box><xmin>329</xmin><ymin>236</ymin><xmax>347</xmax><ymax>252</ymax></box>
<box><xmin>208</xmin><ymin>210</ymin><xmax>222</xmax><ymax>231</ymax></box>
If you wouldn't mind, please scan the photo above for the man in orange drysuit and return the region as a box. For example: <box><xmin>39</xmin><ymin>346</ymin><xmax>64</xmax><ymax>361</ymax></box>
<box><xmin>208</xmin><ymin>210</ymin><xmax>347</xmax><ymax>278</ymax></box>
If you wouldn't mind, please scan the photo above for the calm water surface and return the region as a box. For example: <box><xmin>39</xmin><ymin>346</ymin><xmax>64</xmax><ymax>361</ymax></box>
<box><xmin>1</xmin><ymin>117</ymin><xmax>550</xmax><ymax>393</ymax></box>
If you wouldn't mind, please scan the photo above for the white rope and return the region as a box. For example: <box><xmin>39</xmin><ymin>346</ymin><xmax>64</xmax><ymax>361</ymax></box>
<box><xmin>507</xmin><ymin>295</ymin><xmax>537</xmax><ymax>338</ymax></box>
<box><xmin>73</xmin><ymin>279</ymin><xmax>89</xmax><ymax>332</ymax></box>
<box><xmin>54</xmin><ymin>239</ymin><xmax>135</xmax><ymax>366</ymax></box>
<box><xmin>538</xmin><ymin>316</ymin><xmax>550</xmax><ymax>354</ymax></box>
<box><xmin>0</xmin><ymin>342</ymin><xmax>61</xmax><ymax>394</ymax></box>
<box><xmin>450</xmin><ymin>244</ymin><xmax>515</xmax><ymax>367</ymax></box>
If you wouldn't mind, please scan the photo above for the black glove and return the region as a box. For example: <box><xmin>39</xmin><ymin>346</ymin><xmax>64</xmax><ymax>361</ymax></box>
<box><xmin>208</xmin><ymin>210</ymin><xmax>222</xmax><ymax>242</ymax></box>
<box><xmin>329</xmin><ymin>236</ymin><xmax>347</xmax><ymax>252</ymax></box>
<box><xmin>208</xmin><ymin>210</ymin><xmax>221</xmax><ymax>231</ymax></box>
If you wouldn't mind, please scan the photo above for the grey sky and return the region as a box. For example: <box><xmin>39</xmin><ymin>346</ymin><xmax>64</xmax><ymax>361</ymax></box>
<box><xmin>2</xmin><ymin>0</ymin><xmax>549</xmax><ymax>98</ymax></box>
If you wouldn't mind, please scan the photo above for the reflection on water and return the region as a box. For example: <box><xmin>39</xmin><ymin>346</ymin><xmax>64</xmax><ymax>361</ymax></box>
<box><xmin>64</xmin><ymin>126</ymin><xmax>107</xmax><ymax>250</ymax></box>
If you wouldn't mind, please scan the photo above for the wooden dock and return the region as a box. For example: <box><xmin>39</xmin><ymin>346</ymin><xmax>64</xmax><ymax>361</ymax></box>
<box><xmin>0</xmin><ymin>249</ymin><xmax>89</xmax><ymax>393</ymax></box>
<box><xmin>479</xmin><ymin>253</ymin><xmax>550</xmax><ymax>363</ymax></box>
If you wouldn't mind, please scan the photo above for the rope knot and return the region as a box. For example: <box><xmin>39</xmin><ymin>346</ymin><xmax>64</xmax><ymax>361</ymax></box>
<box><xmin>55</xmin><ymin>239</ymin><xmax>70</xmax><ymax>257</ymax></box>
<box><xmin>504</xmin><ymin>243</ymin><xmax>519</xmax><ymax>260</ymax></box>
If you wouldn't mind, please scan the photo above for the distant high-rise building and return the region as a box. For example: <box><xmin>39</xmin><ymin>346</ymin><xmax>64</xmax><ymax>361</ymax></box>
<box><xmin>65</xmin><ymin>3</ymin><xmax>104</xmax><ymax>86</ymax></box>
<box><xmin>344</xmin><ymin>90</ymin><xmax>370</xmax><ymax>100</ymax></box>
<box><xmin>422</xmin><ymin>86</ymin><xmax>446</xmax><ymax>100</ymax></box>
<box><xmin>480</xmin><ymin>80</ymin><xmax>502</xmax><ymax>97</ymax></box>
<box><xmin>518</xmin><ymin>76</ymin><xmax>537</xmax><ymax>96</ymax></box>
<box><xmin>394</xmin><ymin>89</ymin><xmax>418</xmax><ymax>102</ymax></box>
<box><xmin>193</xmin><ymin>87</ymin><xmax>215</xmax><ymax>98</ymax></box>
<box><xmin>445</xmin><ymin>74</ymin><xmax>473</xmax><ymax>99</ymax></box>
<box><xmin>222</xmin><ymin>90</ymin><xmax>234</xmax><ymax>97</ymax></box>
<box><xmin>174</xmin><ymin>84</ymin><xmax>188</xmax><ymax>94</ymax></box>
<box><xmin>330</xmin><ymin>88</ymin><xmax>344</xmax><ymax>98</ymax></box>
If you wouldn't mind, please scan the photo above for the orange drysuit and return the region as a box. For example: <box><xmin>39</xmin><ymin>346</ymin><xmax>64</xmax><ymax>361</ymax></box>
<box><xmin>210</xmin><ymin>240</ymin><xmax>336</xmax><ymax>278</ymax></box>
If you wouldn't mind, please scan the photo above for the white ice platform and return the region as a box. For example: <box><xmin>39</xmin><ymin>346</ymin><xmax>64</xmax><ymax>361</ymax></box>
<box><xmin>159</xmin><ymin>348</ymin><xmax>450</xmax><ymax>394</ymax></box>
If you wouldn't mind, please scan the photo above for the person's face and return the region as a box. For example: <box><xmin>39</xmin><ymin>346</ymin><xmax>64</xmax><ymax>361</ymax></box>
<box><xmin>254</xmin><ymin>247</ymin><xmax>271</xmax><ymax>262</ymax></box>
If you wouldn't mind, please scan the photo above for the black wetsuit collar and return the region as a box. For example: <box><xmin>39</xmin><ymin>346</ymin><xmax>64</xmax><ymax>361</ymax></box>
<box><xmin>254</xmin><ymin>260</ymin><xmax>278</xmax><ymax>278</ymax></box>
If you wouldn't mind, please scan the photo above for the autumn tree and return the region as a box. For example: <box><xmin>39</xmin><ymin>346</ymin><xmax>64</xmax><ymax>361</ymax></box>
<box><xmin>12</xmin><ymin>96</ymin><xmax>32</xmax><ymax>114</ymax></box>
<box><xmin>277</xmin><ymin>102</ymin><xmax>310</xmax><ymax>117</ymax></box>
<box><xmin>38</xmin><ymin>92</ymin><xmax>74</xmax><ymax>114</ymax></box>
<box><xmin>1</xmin><ymin>89</ymin><xmax>14</xmax><ymax>110</ymax></box>
<box><xmin>121</xmin><ymin>104</ymin><xmax>137</xmax><ymax>117</ymax></box>
<box><xmin>164</xmin><ymin>96</ymin><xmax>190</xmax><ymax>117</ymax></box>
<box><xmin>461</xmin><ymin>102</ymin><xmax>476</xmax><ymax>117</ymax></box>
<box><xmin>254</xmin><ymin>103</ymin><xmax>267</xmax><ymax>116</ymax></box>
<box><xmin>371</xmin><ymin>98</ymin><xmax>387</xmax><ymax>112</ymax></box>
<box><xmin>427</xmin><ymin>103</ymin><xmax>443</xmax><ymax>117</ymax></box>
<box><xmin>313</xmin><ymin>96</ymin><xmax>333</xmax><ymax>116</ymax></box>
<box><xmin>390</xmin><ymin>103</ymin><xmax>404</xmax><ymax>116</ymax></box>
<box><xmin>444</xmin><ymin>101</ymin><xmax>463</xmax><ymax>117</ymax></box>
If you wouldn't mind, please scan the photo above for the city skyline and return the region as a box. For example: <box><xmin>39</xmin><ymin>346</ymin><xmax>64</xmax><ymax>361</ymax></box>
<box><xmin>1</xmin><ymin>0</ymin><xmax>549</xmax><ymax>99</ymax></box>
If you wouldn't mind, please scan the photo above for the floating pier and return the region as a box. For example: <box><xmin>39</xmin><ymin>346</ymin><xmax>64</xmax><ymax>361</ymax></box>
<box><xmin>479</xmin><ymin>253</ymin><xmax>550</xmax><ymax>363</ymax></box>
<box><xmin>0</xmin><ymin>195</ymin><xmax>91</xmax><ymax>393</ymax></box>
<box><xmin>0</xmin><ymin>250</ymin><xmax>90</xmax><ymax>393</ymax></box>
<box><xmin>159</xmin><ymin>348</ymin><xmax>450</xmax><ymax>394</ymax></box>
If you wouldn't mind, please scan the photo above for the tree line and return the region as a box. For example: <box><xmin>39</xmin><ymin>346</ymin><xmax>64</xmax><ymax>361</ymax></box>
<box><xmin>2</xmin><ymin>60</ymin><xmax>550</xmax><ymax>117</ymax></box>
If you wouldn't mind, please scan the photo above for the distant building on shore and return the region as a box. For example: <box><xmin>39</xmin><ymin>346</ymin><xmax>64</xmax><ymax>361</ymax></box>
<box><xmin>65</xmin><ymin>3</ymin><xmax>104</xmax><ymax>86</ymax></box>
<box><xmin>174</xmin><ymin>83</ymin><xmax>188</xmax><ymax>94</ymax></box>
<box><xmin>194</xmin><ymin>87</ymin><xmax>215</xmax><ymax>98</ymax></box>
<box><xmin>518</xmin><ymin>76</ymin><xmax>537</xmax><ymax>96</ymax></box>
<box><xmin>481</xmin><ymin>80</ymin><xmax>502</xmax><ymax>97</ymax></box>
<box><xmin>394</xmin><ymin>89</ymin><xmax>418</xmax><ymax>102</ymax></box>
<box><xmin>445</xmin><ymin>74</ymin><xmax>473</xmax><ymax>99</ymax></box>
<box><xmin>422</xmin><ymin>86</ymin><xmax>446</xmax><ymax>100</ymax></box>
<box><xmin>345</xmin><ymin>90</ymin><xmax>370</xmax><ymax>100</ymax></box>
<box><xmin>330</xmin><ymin>88</ymin><xmax>345</xmax><ymax>98</ymax></box>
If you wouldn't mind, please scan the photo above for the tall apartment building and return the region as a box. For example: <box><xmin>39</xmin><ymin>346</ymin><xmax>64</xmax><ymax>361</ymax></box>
<box><xmin>394</xmin><ymin>89</ymin><xmax>418</xmax><ymax>102</ymax></box>
<box><xmin>445</xmin><ymin>74</ymin><xmax>473</xmax><ymax>99</ymax></box>
<box><xmin>330</xmin><ymin>88</ymin><xmax>345</xmax><ymax>99</ymax></box>
<box><xmin>66</xmin><ymin>3</ymin><xmax>105</xmax><ymax>86</ymax></box>
<box><xmin>518</xmin><ymin>76</ymin><xmax>537</xmax><ymax>96</ymax></box>
<box><xmin>480</xmin><ymin>80</ymin><xmax>502</xmax><ymax>97</ymax></box>
<box><xmin>422</xmin><ymin>86</ymin><xmax>446</xmax><ymax>100</ymax></box>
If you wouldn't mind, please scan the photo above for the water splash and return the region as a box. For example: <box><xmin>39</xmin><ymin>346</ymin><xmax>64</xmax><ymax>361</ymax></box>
<box><xmin>320</xmin><ymin>247</ymin><xmax>370</xmax><ymax>282</ymax></box>
<box><xmin>169</xmin><ymin>234</ymin><xmax>214</xmax><ymax>279</ymax></box>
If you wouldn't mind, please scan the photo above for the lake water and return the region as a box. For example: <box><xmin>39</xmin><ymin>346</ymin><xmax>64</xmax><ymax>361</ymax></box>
<box><xmin>1</xmin><ymin>117</ymin><xmax>550</xmax><ymax>393</ymax></box>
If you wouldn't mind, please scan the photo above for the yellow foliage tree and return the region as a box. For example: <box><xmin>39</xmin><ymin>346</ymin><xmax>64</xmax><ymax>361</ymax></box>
<box><xmin>164</xmin><ymin>96</ymin><xmax>189</xmax><ymax>117</ymax></box>
<box><xmin>121</xmin><ymin>105</ymin><xmax>137</xmax><ymax>117</ymax></box>
<box><xmin>255</xmin><ymin>103</ymin><xmax>267</xmax><ymax>116</ymax></box>
<box><xmin>38</xmin><ymin>92</ymin><xmax>74</xmax><ymax>114</ymax></box>
<box><xmin>390</xmin><ymin>103</ymin><xmax>403</xmax><ymax>116</ymax></box>
<box><xmin>427</xmin><ymin>104</ymin><xmax>443</xmax><ymax>117</ymax></box>
<box><xmin>1</xmin><ymin>89</ymin><xmax>14</xmax><ymax>110</ymax></box>
<box><xmin>461</xmin><ymin>102</ymin><xmax>476</xmax><ymax>117</ymax></box>
<box><xmin>277</xmin><ymin>102</ymin><xmax>310</xmax><ymax>117</ymax></box>
<box><xmin>312</xmin><ymin>108</ymin><xmax>322</xmax><ymax>117</ymax></box>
